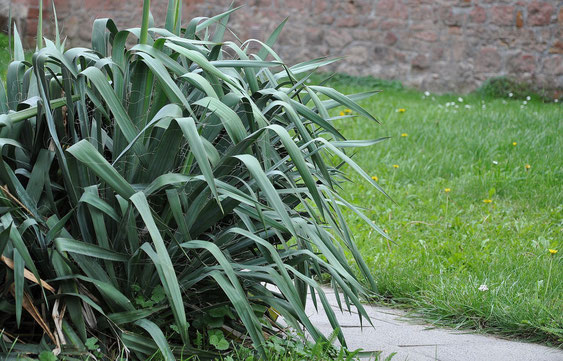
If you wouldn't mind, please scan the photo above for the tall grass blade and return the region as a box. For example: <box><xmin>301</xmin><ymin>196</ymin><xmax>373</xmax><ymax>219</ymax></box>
<box><xmin>0</xmin><ymin>6</ymin><xmax>387</xmax><ymax>359</ymax></box>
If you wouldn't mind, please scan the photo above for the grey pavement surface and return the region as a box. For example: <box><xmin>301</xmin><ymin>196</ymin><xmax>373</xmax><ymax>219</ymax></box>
<box><xmin>303</xmin><ymin>287</ymin><xmax>562</xmax><ymax>361</ymax></box>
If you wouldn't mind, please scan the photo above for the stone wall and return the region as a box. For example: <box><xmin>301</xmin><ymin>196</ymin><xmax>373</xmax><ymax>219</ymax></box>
<box><xmin>2</xmin><ymin>0</ymin><xmax>562</xmax><ymax>93</ymax></box>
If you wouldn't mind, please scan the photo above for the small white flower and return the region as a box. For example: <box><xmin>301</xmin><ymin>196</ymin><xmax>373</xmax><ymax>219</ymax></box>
<box><xmin>526</xmin><ymin>96</ymin><xmax>531</xmax><ymax>101</ymax></box>
<box><xmin>455</xmin><ymin>104</ymin><xmax>459</xmax><ymax>109</ymax></box>
<box><xmin>464</xmin><ymin>104</ymin><xmax>471</xmax><ymax>109</ymax></box>
<box><xmin>424</xmin><ymin>91</ymin><xmax>431</xmax><ymax>97</ymax></box>
<box><xmin>478</xmin><ymin>284</ymin><xmax>489</xmax><ymax>292</ymax></box>
<box><xmin>523</xmin><ymin>100</ymin><xmax>527</xmax><ymax>105</ymax></box>
<box><xmin>508</xmin><ymin>93</ymin><xmax>513</xmax><ymax>97</ymax></box>
<box><xmin>520</xmin><ymin>105</ymin><xmax>525</xmax><ymax>109</ymax></box>
<box><xmin>492</xmin><ymin>160</ymin><xmax>498</xmax><ymax>165</ymax></box>
<box><xmin>482</xmin><ymin>104</ymin><xmax>486</xmax><ymax>109</ymax></box>
<box><xmin>458</xmin><ymin>97</ymin><xmax>463</xmax><ymax>102</ymax></box>
<box><xmin>555</xmin><ymin>99</ymin><xmax>559</xmax><ymax>103</ymax></box>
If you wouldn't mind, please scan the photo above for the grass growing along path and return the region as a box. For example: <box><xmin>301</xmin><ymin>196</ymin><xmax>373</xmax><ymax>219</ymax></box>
<box><xmin>328</xmin><ymin>77</ymin><xmax>562</xmax><ymax>345</ymax></box>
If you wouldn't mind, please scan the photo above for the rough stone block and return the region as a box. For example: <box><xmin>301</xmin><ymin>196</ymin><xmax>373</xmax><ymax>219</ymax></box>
<box><xmin>374</xmin><ymin>46</ymin><xmax>405</xmax><ymax>65</ymax></box>
<box><xmin>380</xmin><ymin>19</ymin><xmax>405</xmax><ymax>31</ymax></box>
<box><xmin>412</xmin><ymin>22</ymin><xmax>440</xmax><ymax>42</ymax></box>
<box><xmin>346</xmin><ymin>46</ymin><xmax>369</xmax><ymax>64</ymax></box>
<box><xmin>365</xmin><ymin>19</ymin><xmax>380</xmax><ymax>29</ymax></box>
<box><xmin>412</xmin><ymin>53</ymin><xmax>430</xmax><ymax>70</ymax></box>
<box><xmin>305</xmin><ymin>26</ymin><xmax>324</xmax><ymax>43</ymax></box>
<box><xmin>334</xmin><ymin>16</ymin><xmax>361</xmax><ymax>28</ymax></box>
<box><xmin>393</xmin><ymin>50</ymin><xmax>408</xmax><ymax>63</ymax></box>
<box><xmin>384</xmin><ymin>31</ymin><xmax>398</xmax><ymax>46</ymax></box>
<box><xmin>351</xmin><ymin>29</ymin><xmax>373</xmax><ymax>41</ymax></box>
<box><xmin>448</xmin><ymin>26</ymin><xmax>463</xmax><ymax>35</ymax></box>
<box><xmin>375</xmin><ymin>0</ymin><xmax>409</xmax><ymax>20</ymax></box>
<box><xmin>414</xmin><ymin>30</ymin><xmax>439</xmax><ymax>42</ymax></box>
<box><xmin>440</xmin><ymin>6</ymin><xmax>466</xmax><ymax>26</ymax></box>
<box><xmin>285</xmin><ymin>0</ymin><xmax>311</xmax><ymax>11</ymax></box>
<box><xmin>527</xmin><ymin>1</ymin><xmax>554</xmax><ymax>26</ymax></box>
<box><xmin>459</xmin><ymin>0</ymin><xmax>472</xmax><ymax>7</ymax></box>
<box><xmin>542</xmin><ymin>55</ymin><xmax>563</xmax><ymax>75</ymax></box>
<box><xmin>507</xmin><ymin>52</ymin><xmax>536</xmax><ymax>73</ymax></box>
<box><xmin>312</xmin><ymin>0</ymin><xmax>327</xmax><ymax>13</ymax></box>
<box><xmin>325</xmin><ymin>29</ymin><xmax>353</xmax><ymax>47</ymax></box>
<box><xmin>549</xmin><ymin>40</ymin><xmax>563</xmax><ymax>54</ymax></box>
<box><xmin>319</xmin><ymin>15</ymin><xmax>335</xmax><ymax>25</ymax></box>
<box><xmin>491</xmin><ymin>5</ymin><xmax>515</xmax><ymax>26</ymax></box>
<box><xmin>470</xmin><ymin>6</ymin><xmax>487</xmax><ymax>23</ymax></box>
<box><xmin>476</xmin><ymin>47</ymin><xmax>502</xmax><ymax>72</ymax></box>
<box><xmin>25</xmin><ymin>19</ymin><xmax>38</xmax><ymax>35</ymax></box>
<box><xmin>431</xmin><ymin>47</ymin><xmax>445</xmax><ymax>61</ymax></box>
<box><xmin>405</xmin><ymin>0</ymin><xmax>434</xmax><ymax>5</ymax></box>
<box><xmin>53</xmin><ymin>0</ymin><xmax>71</xmax><ymax>13</ymax></box>
<box><xmin>410</xmin><ymin>5</ymin><xmax>434</xmax><ymax>21</ymax></box>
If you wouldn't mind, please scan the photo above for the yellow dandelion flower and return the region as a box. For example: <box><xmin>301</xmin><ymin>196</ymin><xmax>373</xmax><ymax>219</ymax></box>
<box><xmin>397</xmin><ymin>108</ymin><xmax>406</xmax><ymax>113</ymax></box>
<box><xmin>512</xmin><ymin>142</ymin><xmax>517</xmax><ymax>146</ymax></box>
<box><xmin>525</xmin><ymin>164</ymin><xmax>531</xmax><ymax>170</ymax></box>
<box><xmin>401</xmin><ymin>133</ymin><xmax>408</xmax><ymax>137</ymax></box>
<box><xmin>339</xmin><ymin>111</ymin><xmax>345</xmax><ymax>116</ymax></box>
<box><xmin>483</xmin><ymin>199</ymin><xmax>492</xmax><ymax>203</ymax></box>
<box><xmin>384</xmin><ymin>229</ymin><xmax>388</xmax><ymax>233</ymax></box>
<box><xmin>549</xmin><ymin>249</ymin><xmax>558</xmax><ymax>255</ymax></box>
<box><xmin>344</xmin><ymin>109</ymin><xmax>352</xmax><ymax>114</ymax></box>
<box><xmin>393</xmin><ymin>164</ymin><xmax>399</xmax><ymax>168</ymax></box>
<box><xmin>444</xmin><ymin>188</ymin><xmax>451</xmax><ymax>193</ymax></box>
<box><xmin>372</xmin><ymin>176</ymin><xmax>379</xmax><ymax>182</ymax></box>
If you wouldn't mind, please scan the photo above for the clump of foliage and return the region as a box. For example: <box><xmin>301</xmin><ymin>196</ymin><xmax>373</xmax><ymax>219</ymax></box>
<box><xmin>0</xmin><ymin>33</ymin><xmax>11</xmax><ymax>78</ymax></box>
<box><xmin>477</xmin><ymin>76</ymin><xmax>550</xmax><ymax>101</ymax></box>
<box><xmin>0</xmin><ymin>1</ymin><xmax>387</xmax><ymax>360</ymax></box>
<box><xmin>210</xmin><ymin>334</ymin><xmax>365</xmax><ymax>361</ymax></box>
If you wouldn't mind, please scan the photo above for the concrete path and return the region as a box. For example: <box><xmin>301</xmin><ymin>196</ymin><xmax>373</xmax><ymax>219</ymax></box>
<box><xmin>304</xmin><ymin>287</ymin><xmax>562</xmax><ymax>361</ymax></box>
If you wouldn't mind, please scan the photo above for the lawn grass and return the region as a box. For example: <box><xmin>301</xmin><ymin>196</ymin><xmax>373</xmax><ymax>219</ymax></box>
<box><xmin>0</xmin><ymin>33</ymin><xmax>11</xmax><ymax>78</ymax></box>
<box><xmin>325</xmin><ymin>77</ymin><xmax>562</xmax><ymax>345</ymax></box>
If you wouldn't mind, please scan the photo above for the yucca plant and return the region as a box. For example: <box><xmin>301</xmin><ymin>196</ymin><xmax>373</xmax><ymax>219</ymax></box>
<box><xmin>0</xmin><ymin>1</ymin><xmax>389</xmax><ymax>359</ymax></box>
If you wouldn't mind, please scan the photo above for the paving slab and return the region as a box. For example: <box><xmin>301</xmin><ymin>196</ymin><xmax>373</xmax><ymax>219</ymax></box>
<box><xmin>304</xmin><ymin>287</ymin><xmax>562</xmax><ymax>361</ymax></box>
